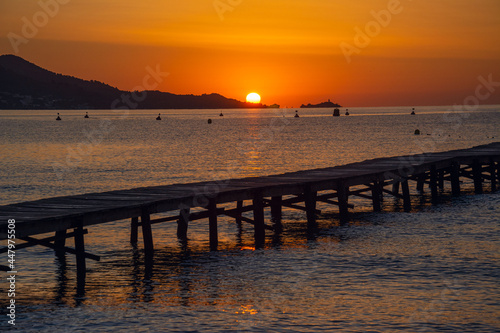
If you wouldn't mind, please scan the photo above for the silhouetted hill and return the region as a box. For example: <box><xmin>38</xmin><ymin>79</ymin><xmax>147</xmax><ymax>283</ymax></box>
<box><xmin>138</xmin><ymin>91</ymin><xmax>261</xmax><ymax>109</ymax></box>
<box><xmin>300</xmin><ymin>99</ymin><xmax>341</xmax><ymax>108</ymax></box>
<box><xmin>0</xmin><ymin>55</ymin><xmax>265</xmax><ymax>109</ymax></box>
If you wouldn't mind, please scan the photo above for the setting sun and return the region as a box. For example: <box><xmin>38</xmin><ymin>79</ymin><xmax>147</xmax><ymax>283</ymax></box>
<box><xmin>246</xmin><ymin>93</ymin><xmax>261</xmax><ymax>104</ymax></box>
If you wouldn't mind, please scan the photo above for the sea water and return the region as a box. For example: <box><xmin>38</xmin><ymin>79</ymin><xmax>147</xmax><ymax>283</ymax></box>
<box><xmin>0</xmin><ymin>106</ymin><xmax>499</xmax><ymax>332</ymax></box>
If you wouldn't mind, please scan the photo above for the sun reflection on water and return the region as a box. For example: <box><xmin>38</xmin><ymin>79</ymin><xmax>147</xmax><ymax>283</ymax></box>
<box><xmin>235</xmin><ymin>304</ymin><xmax>259</xmax><ymax>315</ymax></box>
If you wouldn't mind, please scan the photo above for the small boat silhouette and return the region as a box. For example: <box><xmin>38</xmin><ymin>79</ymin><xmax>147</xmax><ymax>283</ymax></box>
<box><xmin>56</xmin><ymin>113</ymin><xmax>61</xmax><ymax>121</ymax></box>
<box><xmin>156</xmin><ymin>113</ymin><xmax>162</xmax><ymax>120</ymax></box>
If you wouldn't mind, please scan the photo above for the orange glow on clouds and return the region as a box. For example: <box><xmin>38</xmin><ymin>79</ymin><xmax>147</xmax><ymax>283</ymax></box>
<box><xmin>0</xmin><ymin>0</ymin><xmax>499</xmax><ymax>107</ymax></box>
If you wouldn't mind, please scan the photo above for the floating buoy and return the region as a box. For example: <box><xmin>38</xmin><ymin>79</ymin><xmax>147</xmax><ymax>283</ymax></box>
<box><xmin>56</xmin><ymin>113</ymin><xmax>61</xmax><ymax>121</ymax></box>
<box><xmin>84</xmin><ymin>112</ymin><xmax>89</xmax><ymax>119</ymax></box>
<box><xmin>414</xmin><ymin>129</ymin><xmax>420</xmax><ymax>135</ymax></box>
<box><xmin>208</xmin><ymin>119</ymin><xmax>212</xmax><ymax>124</ymax></box>
<box><xmin>219</xmin><ymin>112</ymin><xmax>224</xmax><ymax>117</ymax></box>
<box><xmin>294</xmin><ymin>110</ymin><xmax>300</xmax><ymax>118</ymax></box>
<box><xmin>156</xmin><ymin>113</ymin><xmax>161</xmax><ymax>120</ymax></box>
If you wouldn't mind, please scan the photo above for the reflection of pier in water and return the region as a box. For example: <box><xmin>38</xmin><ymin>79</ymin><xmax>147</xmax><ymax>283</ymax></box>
<box><xmin>1</xmin><ymin>142</ymin><xmax>499</xmax><ymax>296</ymax></box>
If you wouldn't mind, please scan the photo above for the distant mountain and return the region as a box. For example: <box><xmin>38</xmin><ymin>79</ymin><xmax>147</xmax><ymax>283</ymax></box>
<box><xmin>0</xmin><ymin>55</ymin><xmax>266</xmax><ymax>110</ymax></box>
<box><xmin>300</xmin><ymin>99</ymin><xmax>341</xmax><ymax>108</ymax></box>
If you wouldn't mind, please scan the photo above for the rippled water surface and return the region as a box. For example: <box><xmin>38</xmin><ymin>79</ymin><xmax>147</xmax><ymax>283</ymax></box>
<box><xmin>0</xmin><ymin>106</ymin><xmax>499</xmax><ymax>332</ymax></box>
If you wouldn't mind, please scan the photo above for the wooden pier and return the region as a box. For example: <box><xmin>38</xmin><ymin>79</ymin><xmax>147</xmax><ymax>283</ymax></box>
<box><xmin>1</xmin><ymin>142</ymin><xmax>499</xmax><ymax>276</ymax></box>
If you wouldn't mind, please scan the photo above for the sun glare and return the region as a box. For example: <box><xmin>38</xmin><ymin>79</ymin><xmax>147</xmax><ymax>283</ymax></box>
<box><xmin>246</xmin><ymin>93</ymin><xmax>261</xmax><ymax>103</ymax></box>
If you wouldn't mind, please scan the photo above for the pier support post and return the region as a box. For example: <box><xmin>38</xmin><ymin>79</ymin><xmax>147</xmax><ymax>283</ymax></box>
<box><xmin>489</xmin><ymin>159</ymin><xmax>497</xmax><ymax>192</ymax></box>
<box><xmin>130</xmin><ymin>217</ymin><xmax>138</xmax><ymax>244</ymax></box>
<box><xmin>253</xmin><ymin>192</ymin><xmax>265</xmax><ymax>247</ymax></box>
<box><xmin>337</xmin><ymin>181</ymin><xmax>349</xmax><ymax>225</ymax></box>
<box><xmin>472</xmin><ymin>160</ymin><xmax>483</xmax><ymax>194</ymax></box>
<box><xmin>235</xmin><ymin>201</ymin><xmax>243</xmax><ymax>227</ymax></box>
<box><xmin>208</xmin><ymin>199</ymin><xmax>218</xmax><ymax>251</ymax></box>
<box><xmin>177</xmin><ymin>207</ymin><xmax>190</xmax><ymax>240</ymax></box>
<box><xmin>450</xmin><ymin>162</ymin><xmax>461</xmax><ymax>197</ymax></box>
<box><xmin>74</xmin><ymin>224</ymin><xmax>86</xmax><ymax>286</ymax></box>
<box><xmin>438</xmin><ymin>170</ymin><xmax>445</xmax><ymax>190</ymax></box>
<box><xmin>401</xmin><ymin>179</ymin><xmax>411</xmax><ymax>212</ymax></box>
<box><xmin>270</xmin><ymin>196</ymin><xmax>282</xmax><ymax>232</ymax></box>
<box><xmin>371</xmin><ymin>182</ymin><xmax>381</xmax><ymax>212</ymax></box>
<box><xmin>392</xmin><ymin>181</ymin><xmax>400</xmax><ymax>197</ymax></box>
<box><xmin>304</xmin><ymin>186</ymin><xmax>317</xmax><ymax>230</ymax></box>
<box><xmin>497</xmin><ymin>161</ymin><xmax>500</xmax><ymax>189</ymax></box>
<box><xmin>430</xmin><ymin>165</ymin><xmax>438</xmax><ymax>204</ymax></box>
<box><xmin>417</xmin><ymin>173</ymin><xmax>426</xmax><ymax>193</ymax></box>
<box><xmin>141</xmin><ymin>208</ymin><xmax>154</xmax><ymax>258</ymax></box>
<box><xmin>270</xmin><ymin>196</ymin><xmax>282</xmax><ymax>223</ymax></box>
<box><xmin>54</xmin><ymin>229</ymin><xmax>67</xmax><ymax>255</ymax></box>
<box><xmin>376</xmin><ymin>181</ymin><xmax>384</xmax><ymax>202</ymax></box>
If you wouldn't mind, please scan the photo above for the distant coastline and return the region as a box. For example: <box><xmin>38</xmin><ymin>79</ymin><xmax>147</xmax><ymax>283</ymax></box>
<box><xmin>0</xmin><ymin>55</ymin><xmax>271</xmax><ymax>110</ymax></box>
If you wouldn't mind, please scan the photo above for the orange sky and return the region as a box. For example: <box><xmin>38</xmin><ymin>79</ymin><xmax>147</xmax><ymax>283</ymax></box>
<box><xmin>1</xmin><ymin>0</ymin><xmax>499</xmax><ymax>107</ymax></box>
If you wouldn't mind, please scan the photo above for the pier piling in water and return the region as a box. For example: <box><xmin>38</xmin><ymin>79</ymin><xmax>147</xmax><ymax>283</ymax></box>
<box><xmin>130</xmin><ymin>217</ymin><xmax>139</xmax><ymax>244</ymax></box>
<box><xmin>208</xmin><ymin>199</ymin><xmax>218</xmax><ymax>250</ymax></box>
<box><xmin>74</xmin><ymin>225</ymin><xmax>86</xmax><ymax>276</ymax></box>
<box><xmin>177</xmin><ymin>208</ymin><xmax>190</xmax><ymax>240</ymax></box>
<box><xmin>371</xmin><ymin>182</ymin><xmax>382</xmax><ymax>212</ymax></box>
<box><xmin>54</xmin><ymin>229</ymin><xmax>67</xmax><ymax>255</ymax></box>
<box><xmin>141</xmin><ymin>208</ymin><xmax>154</xmax><ymax>257</ymax></box>
<box><xmin>253</xmin><ymin>192</ymin><xmax>266</xmax><ymax>247</ymax></box>
<box><xmin>472</xmin><ymin>160</ymin><xmax>483</xmax><ymax>194</ymax></box>
<box><xmin>270</xmin><ymin>196</ymin><xmax>282</xmax><ymax>223</ymax></box>
<box><xmin>489</xmin><ymin>159</ymin><xmax>497</xmax><ymax>192</ymax></box>
<box><xmin>451</xmin><ymin>162</ymin><xmax>461</xmax><ymax>196</ymax></box>
<box><xmin>430</xmin><ymin>165</ymin><xmax>439</xmax><ymax>204</ymax></box>
<box><xmin>336</xmin><ymin>181</ymin><xmax>350</xmax><ymax>224</ymax></box>
<box><xmin>401</xmin><ymin>179</ymin><xmax>411</xmax><ymax>211</ymax></box>
<box><xmin>304</xmin><ymin>186</ymin><xmax>317</xmax><ymax>229</ymax></box>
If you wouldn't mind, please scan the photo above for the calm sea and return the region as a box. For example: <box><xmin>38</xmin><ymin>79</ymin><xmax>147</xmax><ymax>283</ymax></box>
<box><xmin>0</xmin><ymin>106</ymin><xmax>499</xmax><ymax>332</ymax></box>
